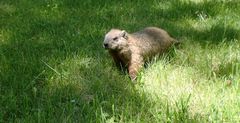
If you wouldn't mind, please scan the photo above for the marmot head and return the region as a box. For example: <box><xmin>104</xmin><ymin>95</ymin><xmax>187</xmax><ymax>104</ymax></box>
<box><xmin>103</xmin><ymin>29</ymin><xmax>128</xmax><ymax>51</ymax></box>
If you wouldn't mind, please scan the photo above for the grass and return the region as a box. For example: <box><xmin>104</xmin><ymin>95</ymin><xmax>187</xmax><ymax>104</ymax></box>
<box><xmin>1</xmin><ymin>0</ymin><xmax>240</xmax><ymax>122</ymax></box>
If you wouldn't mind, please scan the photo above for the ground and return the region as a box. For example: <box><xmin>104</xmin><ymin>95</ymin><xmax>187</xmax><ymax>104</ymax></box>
<box><xmin>1</xmin><ymin>0</ymin><xmax>240</xmax><ymax>122</ymax></box>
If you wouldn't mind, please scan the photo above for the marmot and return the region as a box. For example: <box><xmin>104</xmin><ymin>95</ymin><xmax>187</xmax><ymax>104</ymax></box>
<box><xmin>103</xmin><ymin>27</ymin><xmax>178</xmax><ymax>81</ymax></box>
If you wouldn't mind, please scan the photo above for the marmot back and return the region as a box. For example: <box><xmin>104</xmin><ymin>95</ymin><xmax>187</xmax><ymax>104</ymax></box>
<box><xmin>131</xmin><ymin>27</ymin><xmax>177</xmax><ymax>60</ymax></box>
<box><xmin>103</xmin><ymin>27</ymin><xmax>178</xmax><ymax>81</ymax></box>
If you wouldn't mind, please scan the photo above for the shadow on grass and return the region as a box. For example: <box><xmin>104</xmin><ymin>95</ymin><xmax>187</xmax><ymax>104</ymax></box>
<box><xmin>0</xmin><ymin>10</ymin><xmax>156</xmax><ymax>121</ymax></box>
<box><xmin>1</xmin><ymin>0</ymin><xmax>239</xmax><ymax>122</ymax></box>
<box><xmin>124</xmin><ymin>0</ymin><xmax>240</xmax><ymax>44</ymax></box>
<box><xmin>172</xmin><ymin>23</ymin><xmax>240</xmax><ymax>44</ymax></box>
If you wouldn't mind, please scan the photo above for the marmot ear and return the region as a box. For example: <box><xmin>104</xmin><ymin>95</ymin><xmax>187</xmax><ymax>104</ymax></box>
<box><xmin>121</xmin><ymin>30</ymin><xmax>128</xmax><ymax>39</ymax></box>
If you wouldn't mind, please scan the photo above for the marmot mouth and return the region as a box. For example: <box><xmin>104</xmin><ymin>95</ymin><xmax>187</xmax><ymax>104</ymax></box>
<box><xmin>108</xmin><ymin>48</ymin><xmax>120</xmax><ymax>51</ymax></box>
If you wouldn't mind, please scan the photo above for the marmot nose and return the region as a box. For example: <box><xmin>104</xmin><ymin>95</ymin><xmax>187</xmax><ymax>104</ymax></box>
<box><xmin>103</xmin><ymin>43</ymin><xmax>108</xmax><ymax>48</ymax></box>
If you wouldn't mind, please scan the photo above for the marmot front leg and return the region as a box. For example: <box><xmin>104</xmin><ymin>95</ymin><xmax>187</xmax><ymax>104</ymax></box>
<box><xmin>109</xmin><ymin>51</ymin><xmax>124</xmax><ymax>70</ymax></box>
<box><xmin>128</xmin><ymin>55</ymin><xmax>144</xmax><ymax>81</ymax></box>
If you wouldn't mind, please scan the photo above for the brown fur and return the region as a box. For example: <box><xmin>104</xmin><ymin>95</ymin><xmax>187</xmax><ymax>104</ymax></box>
<box><xmin>103</xmin><ymin>27</ymin><xmax>178</xmax><ymax>81</ymax></box>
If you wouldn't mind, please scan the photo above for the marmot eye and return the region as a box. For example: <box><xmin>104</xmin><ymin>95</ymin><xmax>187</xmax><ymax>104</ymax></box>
<box><xmin>113</xmin><ymin>37</ymin><xmax>118</xmax><ymax>40</ymax></box>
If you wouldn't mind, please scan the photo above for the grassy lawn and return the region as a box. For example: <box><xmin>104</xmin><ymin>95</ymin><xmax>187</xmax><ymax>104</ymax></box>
<box><xmin>1</xmin><ymin>0</ymin><xmax>240</xmax><ymax>122</ymax></box>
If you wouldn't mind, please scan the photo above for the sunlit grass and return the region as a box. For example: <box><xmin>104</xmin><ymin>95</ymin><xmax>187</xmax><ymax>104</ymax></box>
<box><xmin>140</xmin><ymin>40</ymin><xmax>240</xmax><ymax>122</ymax></box>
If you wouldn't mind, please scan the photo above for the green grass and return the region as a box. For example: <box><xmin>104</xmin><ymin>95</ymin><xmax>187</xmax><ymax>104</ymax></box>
<box><xmin>1</xmin><ymin>0</ymin><xmax>240</xmax><ymax>122</ymax></box>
